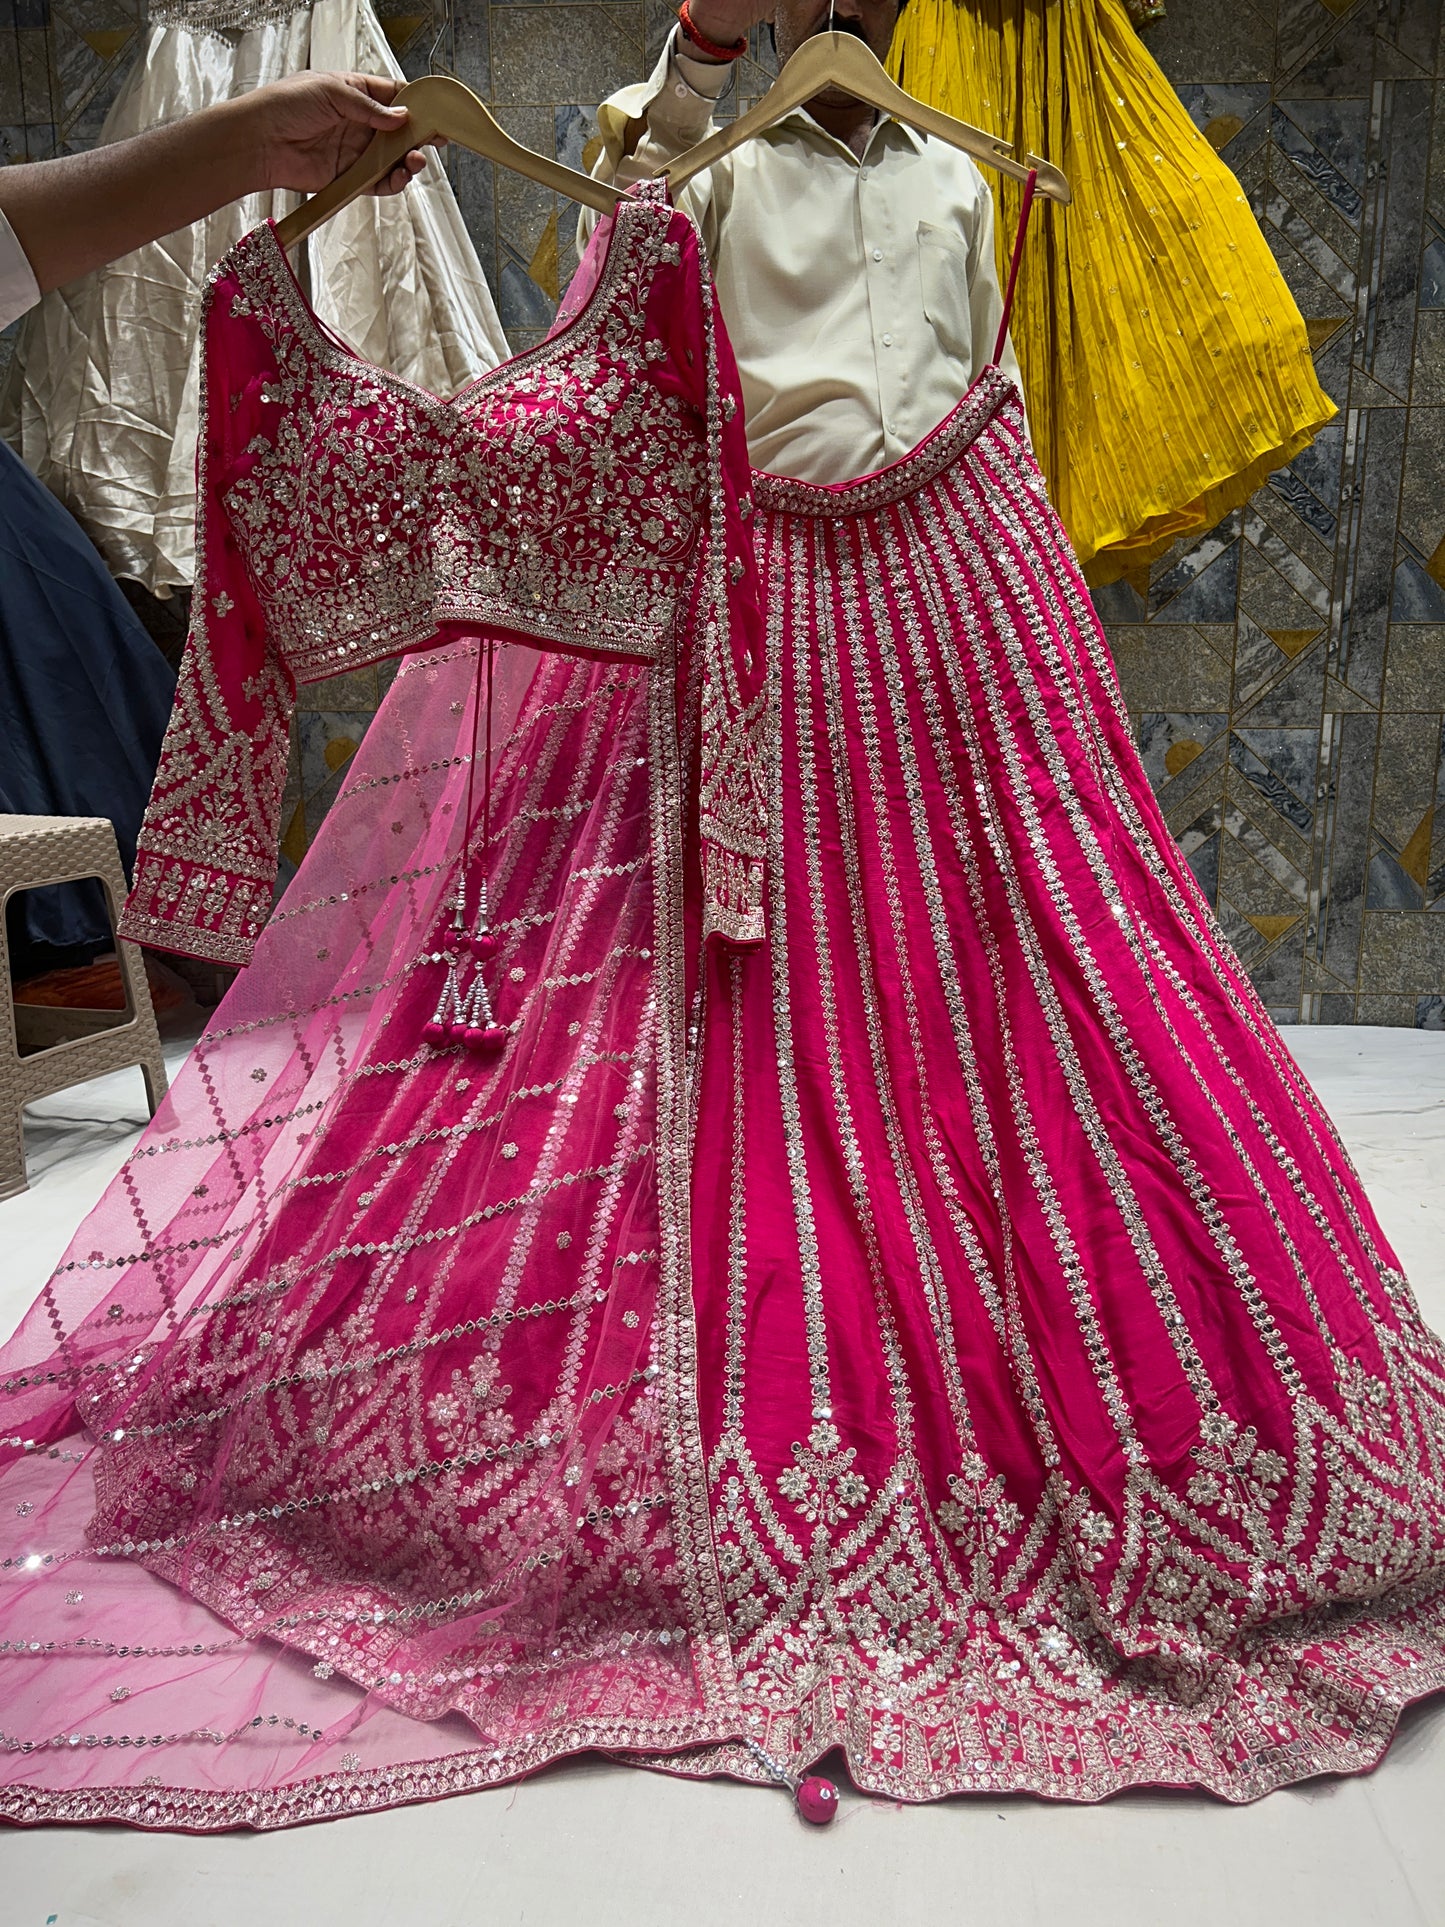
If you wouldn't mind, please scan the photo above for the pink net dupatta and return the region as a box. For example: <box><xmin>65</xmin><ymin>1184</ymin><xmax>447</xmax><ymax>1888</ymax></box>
<box><xmin>0</xmin><ymin>196</ymin><xmax>759</xmax><ymax>1827</ymax></box>
<box><xmin>0</xmin><ymin>633</ymin><xmax>742</xmax><ymax>1825</ymax></box>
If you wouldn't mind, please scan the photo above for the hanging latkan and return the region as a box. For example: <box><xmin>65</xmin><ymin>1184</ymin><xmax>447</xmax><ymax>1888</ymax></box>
<box><xmin>422</xmin><ymin>637</ymin><xmax>507</xmax><ymax>1056</ymax></box>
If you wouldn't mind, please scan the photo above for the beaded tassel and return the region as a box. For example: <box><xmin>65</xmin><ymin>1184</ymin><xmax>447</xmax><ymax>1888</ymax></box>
<box><xmin>422</xmin><ymin>638</ymin><xmax>507</xmax><ymax>1056</ymax></box>
<box><xmin>422</xmin><ymin>878</ymin><xmax>470</xmax><ymax>1046</ymax></box>
<box><xmin>460</xmin><ymin>878</ymin><xmax>507</xmax><ymax>1053</ymax></box>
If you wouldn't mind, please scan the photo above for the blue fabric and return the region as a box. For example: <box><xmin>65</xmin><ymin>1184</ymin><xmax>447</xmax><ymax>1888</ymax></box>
<box><xmin>0</xmin><ymin>440</ymin><xmax>176</xmax><ymax>965</ymax></box>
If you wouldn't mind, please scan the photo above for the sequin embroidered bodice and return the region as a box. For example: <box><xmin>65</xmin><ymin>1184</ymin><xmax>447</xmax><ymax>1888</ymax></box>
<box><xmin>120</xmin><ymin>188</ymin><xmax>766</xmax><ymax>966</ymax></box>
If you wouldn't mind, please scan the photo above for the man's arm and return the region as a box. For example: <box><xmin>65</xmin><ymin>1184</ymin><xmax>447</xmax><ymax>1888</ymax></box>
<box><xmin>580</xmin><ymin>4</ymin><xmax>771</xmax><ymax>253</ymax></box>
<box><xmin>0</xmin><ymin>72</ymin><xmax>427</xmax><ymax>308</ymax></box>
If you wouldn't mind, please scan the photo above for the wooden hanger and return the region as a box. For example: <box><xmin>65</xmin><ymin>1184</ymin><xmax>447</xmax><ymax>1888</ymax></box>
<box><xmin>276</xmin><ymin>74</ymin><xmax>623</xmax><ymax>251</ymax></box>
<box><xmin>666</xmin><ymin>30</ymin><xmax>1071</xmax><ymax>204</ymax></box>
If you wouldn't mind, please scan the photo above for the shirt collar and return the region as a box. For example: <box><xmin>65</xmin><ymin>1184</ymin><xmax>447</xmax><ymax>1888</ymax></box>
<box><xmin>776</xmin><ymin>103</ymin><xmax>928</xmax><ymax>159</ymax></box>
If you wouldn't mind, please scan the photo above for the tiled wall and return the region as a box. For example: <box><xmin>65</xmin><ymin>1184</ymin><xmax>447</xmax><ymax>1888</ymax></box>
<box><xmin>3</xmin><ymin>0</ymin><xmax>1443</xmax><ymax>1023</ymax></box>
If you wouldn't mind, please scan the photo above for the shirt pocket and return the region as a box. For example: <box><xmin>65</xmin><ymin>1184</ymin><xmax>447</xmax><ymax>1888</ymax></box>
<box><xmin>916</xmin><ymin>221</ymin><xmax>974</xmax><ymax>366</ymax></box>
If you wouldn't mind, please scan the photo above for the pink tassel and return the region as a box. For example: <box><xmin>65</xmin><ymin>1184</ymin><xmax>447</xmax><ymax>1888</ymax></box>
<box><xmin>422</xmin><ymin>881</ymin><xmax>468</xmax><ymax>1050</ymax></box>
<box><xmin>470</xmin><ymin>879</ymin><xmax>500</xmax><ymax>960</ymax></box>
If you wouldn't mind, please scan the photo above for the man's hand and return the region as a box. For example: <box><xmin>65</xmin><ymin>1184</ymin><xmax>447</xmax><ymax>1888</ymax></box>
<box><xmin>682</xmin><ymin>0</ymin><xmax>773</xmax><ymax>58</ymax></box>
<box><xmin>242</xmin><ymin>71</ymin><xmax>431</xmax><ymax>198</ymax></box>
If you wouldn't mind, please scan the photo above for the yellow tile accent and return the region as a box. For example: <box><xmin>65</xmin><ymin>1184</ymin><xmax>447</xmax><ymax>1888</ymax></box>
<box><xmin>1426</xmin><ymin>532</ymin><xmax>1445</xmax><ymax>590</ymax></box>
<box><xmin>1164</xmin><ymin>738</ymin><xmax>1205</xmax><ymax>777</ymax></box>
<box><xmin>323</xmin><ymin>736</ymin><xmax>358</xmax><ymax>773</ymax></box>
<box><xmin>1203</xmin><ymin>116</ymin><xmax>1244</xmax><ymax>151</ymax></box>
<box><xmin>1304</xmin><ymin>317</ymin><xmax>1347</xmax><ymax>350</ymax></box>
<box><xmin>80</xmin><ymin>28</ymin><xmax>134</xmax><ymax>59</ymax></box>
<box><xmin>381</xmin><ymin>14</ymin><xmax>427</xmax><ymax>53</ymax></box>
<box><xmin>1398</xmin><ymin>806</ymin><xmax>1435</xmax><ymax>890</ymax></box>
<box><xmin>280</xmin><ymin>801</ymin><xmax>308</xmax><ymax>869</ymax></box>
<box><xmin>1266</xmin><ymin>627</ymin><xmax>1322</xmax><ymax>658</ymax></box>
<box><xmin>1245</xmin><ymin>914</ymin><xmax>1300</xmax><ymax>946</ymax></box>
<box><xmin>529</xmin><ymin>211</ymin><xmax>560</xmax><ymax>302</ymax></box>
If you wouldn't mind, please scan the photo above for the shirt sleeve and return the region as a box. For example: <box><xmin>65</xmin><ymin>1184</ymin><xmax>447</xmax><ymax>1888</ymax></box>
<box><xmin>578</xmin><ymin>29</ymin><xmax>727</xmax><ymax>257</ymax></box>
<box><xmin>0</xmin><ymin>206</ymin><xmax>40</xmax><ymax>331</ymax></box>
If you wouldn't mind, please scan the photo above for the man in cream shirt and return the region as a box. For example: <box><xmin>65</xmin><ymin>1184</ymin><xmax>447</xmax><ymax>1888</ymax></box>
<box><xmin>583</xmin><ymin>0</ymin><xmax>1025</xmax><ymax>485</ymax></box>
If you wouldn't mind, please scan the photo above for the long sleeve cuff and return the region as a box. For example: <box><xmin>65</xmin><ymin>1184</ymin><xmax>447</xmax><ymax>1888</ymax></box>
<box><xmin>595</xmin><ymin>28</ymin><xmax>732</xmax><ymax>184</ymax></box>
<box><xmin>0</xmin><ymin>207</ymin><xmax>39</xmax><ymax>331</ymax></box>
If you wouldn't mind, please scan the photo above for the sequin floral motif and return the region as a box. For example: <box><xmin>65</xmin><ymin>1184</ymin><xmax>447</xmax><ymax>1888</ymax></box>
<box><xmin>119</xmin><ymin>190</ymin><xmax>766</xmax><ymax>966</ymax></box>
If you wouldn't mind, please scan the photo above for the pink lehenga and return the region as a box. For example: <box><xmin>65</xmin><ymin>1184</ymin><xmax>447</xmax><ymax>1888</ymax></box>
<box><xmin>4</xmin><ymin>189</ymin><xmax>1445</xmax><ymax>1830</ymax></box>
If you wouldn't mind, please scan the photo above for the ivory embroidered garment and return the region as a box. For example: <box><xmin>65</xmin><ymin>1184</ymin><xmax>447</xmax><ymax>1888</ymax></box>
<box><xmin>3</xmin><ymin>194</ymin><xmax>1445</xmax><ymax>1831</ymax></box>
<box><xmin>0</xmin><ymin>0</ymin><xmax>507</xmax><ymax>594</ymax></box>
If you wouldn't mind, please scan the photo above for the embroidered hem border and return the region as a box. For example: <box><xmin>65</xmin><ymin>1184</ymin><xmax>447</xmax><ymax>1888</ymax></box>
<box><xmin>4</xmin><ymin>1578</ymin><xmax>1444</xmax><ymax>1826</ymax></box>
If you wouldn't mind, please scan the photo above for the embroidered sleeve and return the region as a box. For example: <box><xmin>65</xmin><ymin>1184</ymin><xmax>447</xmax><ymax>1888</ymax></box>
<box><xmin>664</xmin><ymin>217</ymin><xmax>768</xmax><ymax>947</ymax></box>
<box><xmin>118</xmin><ymin>258</ymin><xmax>297</xmax><ymax>966</ymax></box>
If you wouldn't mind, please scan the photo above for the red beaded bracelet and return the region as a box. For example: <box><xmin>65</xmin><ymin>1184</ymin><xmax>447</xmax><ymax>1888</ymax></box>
<box><xmin>677</xmin><ymin>0</ymin><xmax>747</xmax><ymax>61</ymax></box>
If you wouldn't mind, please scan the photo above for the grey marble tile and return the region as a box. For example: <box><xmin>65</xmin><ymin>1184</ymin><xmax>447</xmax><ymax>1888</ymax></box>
<box><xmin>449</xmin><ymin>146</ymin><xmax>498</xmax><ymax>292</ymax></box>
<box><xmin>1421</xmin><ymin>229</ymin><xmax>1445</xmax><ymax>309</ymax></box>
<box><xmin>1226</xmin><ymin>779</ymin><xmax>1315</xmax><ymax>875</ymax></box>
<box><xmin>1109</xmin><ymin>625</ymin><xmax>1233</xmax><ymax>710</ymax></box>
<box><xmin>1175</xmin><ymin>83</ymin><xmax>1272</xmax><ymax>143</ymax></box>
<box><xmin>1350</xmin><ymin>992</ymin><xmax>1422</xmax><ymax>1024</ymax></box>
<box><xmin>1178</xmin><ymin>818</ymin><xmax>1221</xmax><ymax>904</ymax></box>
<box><xmin>1265</xmin><ymin>180</ymin><xmax>1358</xmax><ymax>304</ymax></box>
<box><xmin>1236</xmin><ymin>641</ymin><xmax>1326</xmax><ymax>728</ymax></box>
<box><xmin>1242</xmin><ymin>504</ymin><xmax>1333</xmax><ymax>612</ymax></box>
<box><xmin>1384</xmin><ymin>623</ymin><xmax>1445</xmax><ymax>707</ymax></box>
<box><xmin>1271</xmin><ymin>102</ymin><xmax>1365</xmax><ymax>228</ymax></box>
<box><xmin>1333</xmin><ymin>404</ymin><xmax>1408</xmax><ymax>702</ymax></box>
<box><xmin>1391</xmin><ymin>539</ymin><xmax>1445</xmax><ymax>621</ymax></box>
<box><xmin>490</xmin><ymin>5</ymin><xmax>646</xmax><ymax>107</ymax></box>
<box><xmin>1353</xmin><ymin>80</ymin><xmax>1431</xmax><ymax>403</ymax></box>
<box><xmin>1312</xmin><ymin>710</ymin><xmax>1381</xmax><ymax>991</ymax></box>
<box><xmin>1136</xmin><ymin>712</ymin><xmax>1230</xmax><ymax>792</ymax></box>
<box><xmin>1229</xmin><ymin>730</ymin><xmax>1314</xmax><ymax>832</ymax></box>
<box><xmin>1223</xmin><ymin>797</ymin><xmax>1311</xmax><ymax>900</ymax></box>
<box><xmin>1358</xmin><ymin>906</ymin><xmax>1445</xmax><ymax>987</ymax></box>
<box><xmin>1274</xmin><ymin>97</ymin><xmax>1370</xmax><ymax>199</ymax></box>
<box><xmin>1398</xmin><ymin>406</ymin><xmax>1445</xmax><ymax>558</ymax></box>
<box><xmin>1149</xmin><ymin>516</ymin><xmax>1241</xmax><ymax>622</ymax></box>
<box><xmin>1377</xmin><ymin>0</ymin><xmax>1439</xmax><ymax>78</ymax></box>
<box><xmin>1278</xmin><ymin>1</ymin><xmax>1375</xmax><ymax>99</ymax></box>
<box><xmin>1221</xmin><ymin>835</ymin><xmax>1308</xmax><ymax>922</ymax></box>
<box><xmin>449</xmin><ymin>0</ymin><xmax>491</xmax><ymax>96</ymax></box>
<box><xmin>1142</xmin><ymin>0</ymin><xmax>1271</xmax><ymax>83</ymax></box>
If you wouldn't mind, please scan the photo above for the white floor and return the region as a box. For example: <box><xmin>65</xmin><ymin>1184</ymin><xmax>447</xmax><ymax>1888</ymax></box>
<box><xmin>5</xmin><ymin>1028</ymin><xmax>1445</xmax><ymax>1927</ymax></box>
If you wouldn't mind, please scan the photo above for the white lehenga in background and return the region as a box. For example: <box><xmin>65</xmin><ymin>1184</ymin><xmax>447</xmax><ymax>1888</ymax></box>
<box><xmin>0</xmin><ymin>0</ymin><xmax>507</xmax><ymax>593</ymax></box>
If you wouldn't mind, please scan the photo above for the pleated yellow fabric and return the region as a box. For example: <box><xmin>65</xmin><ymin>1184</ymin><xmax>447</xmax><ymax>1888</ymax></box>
<box><xmin>889</xmin><ymin>0</ymin><xmax>1336</xmax><ymax>584</ymax></box>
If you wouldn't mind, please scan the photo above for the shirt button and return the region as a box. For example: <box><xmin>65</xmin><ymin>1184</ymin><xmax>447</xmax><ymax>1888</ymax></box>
<box><xmin>882</xmin><ymin>333</ymin><xmax>893</xmax><ymax>346</ymax></box>
<box><xmin>872</xmin><ymin>249</ymin><xmax>883</xmax><ymax>262</ymax></box>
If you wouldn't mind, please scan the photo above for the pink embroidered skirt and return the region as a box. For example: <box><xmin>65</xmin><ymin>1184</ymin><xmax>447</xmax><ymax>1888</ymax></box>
<box><xmin>2</xmin><ymin>371</ymin><xmax>1444</xmax><ymax>1825</ymax></box>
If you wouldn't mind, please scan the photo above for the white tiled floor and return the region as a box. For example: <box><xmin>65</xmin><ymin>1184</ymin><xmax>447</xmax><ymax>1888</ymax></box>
<box><xmin>5</xmin><ymin>1028</ymin><xmax>1445</xmax><ymax>1927</ymax></box>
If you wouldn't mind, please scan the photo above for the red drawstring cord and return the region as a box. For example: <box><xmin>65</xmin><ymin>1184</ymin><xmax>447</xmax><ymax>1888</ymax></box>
<box><xmin>992</xmin><ymin>166</ymin><xmax>1038</xmax><ymax>367</ymax></box>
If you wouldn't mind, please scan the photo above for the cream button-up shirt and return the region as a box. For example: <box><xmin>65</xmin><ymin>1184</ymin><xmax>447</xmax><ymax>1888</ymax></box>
<box><xmin>583</xmin><ymin>31</ymin><xmax>1025</xmax><ymax>487</ymax></box>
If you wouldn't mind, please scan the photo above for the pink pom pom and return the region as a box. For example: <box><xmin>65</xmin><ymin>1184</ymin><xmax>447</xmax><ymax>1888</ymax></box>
<box><xmin>794</xmin><ymin>1776</ymin><xmax>838</xmax><ymax>1825</ymax></box>
<box><xmin>464</xmin><ymin>1024</ymin><xmax>508</xmax><ymax>1054</ymax></box>
<box><xmin>470</xmin><ymin>932</ymin><xmax>500</xmax><ymax>960</ymax></box>
<box><xmin>421</xmin><ymin>1020</ymin><xmax>449</xmax><ymax>1045</ymax></box>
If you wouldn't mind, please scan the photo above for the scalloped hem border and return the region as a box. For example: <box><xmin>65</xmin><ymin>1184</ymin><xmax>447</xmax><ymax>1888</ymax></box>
<box><xmin>5</xmin><ymin>1653</ymin><xmax>1445</xmax><ymax>1830</ymax></box>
